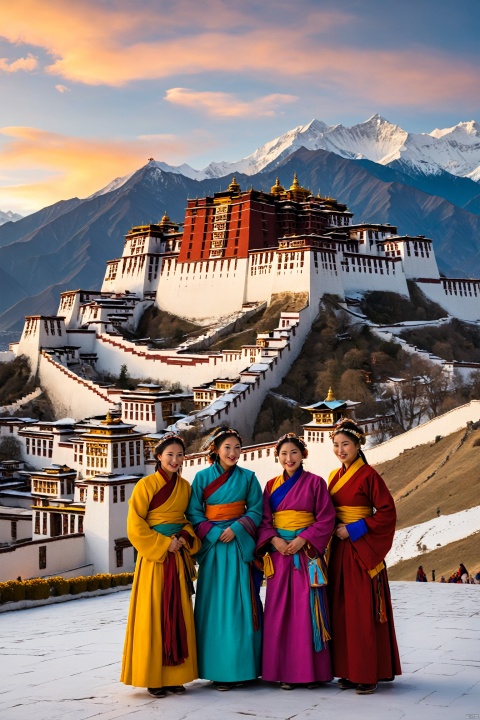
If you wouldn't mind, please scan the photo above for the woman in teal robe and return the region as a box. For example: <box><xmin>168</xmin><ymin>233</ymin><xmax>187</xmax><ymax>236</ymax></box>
<box><xmin>187</xmin><ymin>426</ymin><xmax>263</xmax><ymax>689</ymax></box>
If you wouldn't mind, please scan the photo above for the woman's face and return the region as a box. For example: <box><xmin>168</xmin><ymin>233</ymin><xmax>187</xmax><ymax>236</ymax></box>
<box><xmin>157</xmin><ymin>442</ymin><xmax>184</xmax><ymax>477</ymax></box>
<box><xmin>278</xmin><ymin>441</ymin><xmax>303</xmax><ymax>476</ymax></box>
<box><xmin>332</xmin><ymin>432</ymin><xmax>359</xmax><ymax>469</ymax></box>
<box><xmin>217</xmin><ymin>436</ymin><xmax>242</xmax><ymax>470</ymax></box>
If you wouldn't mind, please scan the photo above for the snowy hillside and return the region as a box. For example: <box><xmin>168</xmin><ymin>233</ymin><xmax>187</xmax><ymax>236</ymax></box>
<box><xmin>387</xmin><ymin>506</ymin><xmax>480</xmax><ymax>567</ymax></box>
<box><xmin>156</xmin><ymin>116</ymin><xmax>480</xmax><ymax>182</ymax></box>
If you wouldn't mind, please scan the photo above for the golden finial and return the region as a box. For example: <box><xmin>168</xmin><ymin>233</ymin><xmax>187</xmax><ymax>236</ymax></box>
<box><xmin>290</xmin><ymin>172</ymin><xmax>300</xmax><ymax>191</ymax></box>
<box><xmin>228</xmin><ymin>176</ymin><xmax>241</xmax><ymax>193</ymax></box>
<box><xmin>271</xmin><ymin>177</ymin><xmax>285</xmax><ymax>195</ymax></box>
<box><xmin>160</xmin><ymin>211</ymin><xmax>171</xmax><ymax>225</ymax></box>
<box><xmin>325</xmin><ymin>387</ymin><xmax>335</xmax><ymax>402</ymax></box>
<box><xmin>104</xmin><ymin>410</ymin><xmax>112</xmax><ymax>424</ymax></box>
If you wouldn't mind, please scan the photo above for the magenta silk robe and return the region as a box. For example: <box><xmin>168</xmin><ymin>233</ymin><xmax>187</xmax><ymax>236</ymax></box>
<box><xmin>256</xmin><ymin>470</ymin><xmax>336</xmax><ymax>683</ymax></box>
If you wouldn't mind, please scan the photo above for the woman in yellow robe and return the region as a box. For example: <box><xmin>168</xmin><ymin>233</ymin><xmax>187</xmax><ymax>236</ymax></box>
<box><xmin>121</xmin><ymin>434</ymin><xmax>201</xmax><ymax>698</ymax></box>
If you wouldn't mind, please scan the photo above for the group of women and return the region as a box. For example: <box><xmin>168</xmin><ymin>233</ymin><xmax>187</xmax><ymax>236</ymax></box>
<box><xmin>120</xmin><ymin>420</ymin><xmax>401</xmax><ymax>699</ymax></box>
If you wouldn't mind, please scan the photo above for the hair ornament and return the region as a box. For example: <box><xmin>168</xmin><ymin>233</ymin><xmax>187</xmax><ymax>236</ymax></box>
<box><xmin>329</xmin><ymin>419</ymin><xmax>366</xmax><ymax>445</ymax></box>
<box><xmin>202</xmin><ymin>426</ymin><xmax>243</xmax><ymax>464</ymax></box>
<box><xmin>274</xmin><ymin>432</ymin><xmax>308</xmax><ymax>458</ymax></box>
<box><xmin>154</xmin><ymin>432</ymin><xmax>185</xmax><ymax>456</ymax></box>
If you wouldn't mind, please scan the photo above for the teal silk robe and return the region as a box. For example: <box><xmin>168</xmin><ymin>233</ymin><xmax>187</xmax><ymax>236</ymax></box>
<box><xmin>187</xmin><ymin>463</ymin><xmax>263</xmax><ymax>682</ymax></box>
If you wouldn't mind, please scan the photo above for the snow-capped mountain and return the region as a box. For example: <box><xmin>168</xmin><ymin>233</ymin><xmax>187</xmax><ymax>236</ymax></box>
<box><xmin>155</xmin><ymin>115</ymin><xmax>480</xmax><ymax>183</ymax></box>
<box><xmin>0</xmin><ymin>210</ymin><xmax>22</xmax><ymax>226</ymax></box>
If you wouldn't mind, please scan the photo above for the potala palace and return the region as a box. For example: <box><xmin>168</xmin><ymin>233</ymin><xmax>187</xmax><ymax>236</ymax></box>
<box><xmin>1</xmin><ymin>172</ymin><xmax>480</xmax><ymax>582</ymax></box>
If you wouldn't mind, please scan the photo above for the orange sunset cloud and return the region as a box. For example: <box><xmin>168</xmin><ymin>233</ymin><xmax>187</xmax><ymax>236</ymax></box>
<box><xmin>0</xmin><ymin>127</ymin><xmax>211</xmax><ymax>213</ymax></box>
<box><xmin>164</xmin><ymin>89</ymin><xmax>298</xmax><ymax>118</ymax></box>
<box><xmin>0</xmin><ymin>2</ymin><xmax>477</xmax><ymax>108</ymax></box>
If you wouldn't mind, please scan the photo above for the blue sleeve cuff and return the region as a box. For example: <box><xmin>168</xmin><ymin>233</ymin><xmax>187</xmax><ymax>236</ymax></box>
<box><xmin>346</xmin><ymin>518</ymin><xmax>368</xmax><ymax>542</ymax></box>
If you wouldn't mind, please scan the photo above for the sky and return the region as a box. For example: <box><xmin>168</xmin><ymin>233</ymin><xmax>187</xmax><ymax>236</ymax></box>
<box><xmin>1</xmin><ymin>0</ymin><xmax>480</xmax><ymax>216</ymax></box>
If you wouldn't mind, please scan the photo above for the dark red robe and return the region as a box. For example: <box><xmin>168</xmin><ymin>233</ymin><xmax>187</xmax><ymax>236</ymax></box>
<box><xmin>327</xmin><ymin>461</ymin><xmax>402</xmax><ymax>684</ymax></box>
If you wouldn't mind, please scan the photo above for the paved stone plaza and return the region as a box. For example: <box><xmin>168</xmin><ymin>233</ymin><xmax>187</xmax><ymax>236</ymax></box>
<box><xmin>0</xmin><ymin>582</ymin><xmax>479</xmax><ymax>720</ymax></box>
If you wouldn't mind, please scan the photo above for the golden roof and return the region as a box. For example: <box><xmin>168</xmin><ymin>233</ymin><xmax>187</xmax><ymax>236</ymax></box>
<box><xmin>159</xmin><ymin>211</ymin><xmax>171</xmax><ymax>225</ymax></box>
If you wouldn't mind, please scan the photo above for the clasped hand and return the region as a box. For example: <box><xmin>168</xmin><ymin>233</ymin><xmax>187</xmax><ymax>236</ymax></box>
<box><xmin>168</xmin><ymin>536</ymin><xmax>187</xmax><ymax>553</ymax></box>
<box><xmin>335</xmin><ymin>524</ymin><xmax>349</xmax><ymax>540</ymax></box>
<box><xmin>272</xmin><ymin>535</ymin><xmax>306</xmax><ymax>555</ymax></box>
<box><xmin>219</xmin><ymin>527</ymin><xmax>235</xmax><ymax>543</ymax></box>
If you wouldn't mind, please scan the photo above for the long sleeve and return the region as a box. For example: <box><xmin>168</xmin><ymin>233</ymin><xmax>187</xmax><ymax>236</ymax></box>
<box><xmin>256</xmin><ymin>486</ymin><xmax>278</xmax><ymax>553</ymax></box>
<box><xmin>298</xmin><ymin>475</ymin><xmax>336</xmax><ymax>554</ymax></box>
<box><xmin>351</xmin><ymin>469</ymin><xmax>397</xmax><ymax>570</ymax></box>
<box><xmin>230</xmin><ymin>470</ymin><xmax>263</xmax><ymax>563</ymax></box>
<box><xmin>127</xmin><ymin>478</ymin><xmax>172</xmax><ymax>563</ymax></box>
<box><xmin>187</xmin><ymin>472</ymin><xmax>224</xmax><ymax>547</ymax></box>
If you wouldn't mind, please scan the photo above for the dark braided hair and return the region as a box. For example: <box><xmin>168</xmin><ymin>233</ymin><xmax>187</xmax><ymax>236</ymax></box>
<box><xmin>154</xmin><ymin>433</ymin><xmax>185</xmax><ymax>470</ymax></box>
<box><xmin>274</xmin><ymin>432</ymin><xmax>308</xmax><ymax>458</ymax></box>
<box><xmin>330</xmin><ymin>419</ymin><xmax>368</xmax><ymax>464</ymax></box>
<box><xmin>206</xmin><ymin>426</ymin><xmax>243</xmax><ymax>465</ymax></box>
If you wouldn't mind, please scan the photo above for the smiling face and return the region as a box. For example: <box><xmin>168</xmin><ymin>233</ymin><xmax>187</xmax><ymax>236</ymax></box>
<box><xmin>278</xmin><ymin>441</ymin><xmax>304</xmax><ymax>477</ymax></box>
<box><xmin>332</xmin><ymin>432</ymin><xmax>359</xmax><ymax>469</ymax></box>
<box><xmin>156</xmin><ymin>442</ymin><xmax>185</xmax><ymax>478</ymax></box>
<box><xmin>216</xmin><ymin>436</ymin><xmax>242</xmax><ymax>470</ymax></box>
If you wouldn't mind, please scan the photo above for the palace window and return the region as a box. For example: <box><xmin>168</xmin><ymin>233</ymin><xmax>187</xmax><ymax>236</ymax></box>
<box><xmin>120</xmin><ymin>485</ymin><xmax>126</xmax><ymax>502</ymax></box>
<box><xmin>100</xmin><ymin>486</ymin><xmax>105</xmax><ymax>503</ymax></box>
<box><xmin>39</xmin><ymin>546</ymin><xmax>47</xmax><ymax>570</ymax></box>
<box><xmin>78</xmin><ymin>516</ymin><xmax>84</xmax><ymax>533</ymax></box>
<box><xmin>35</xmin><ymin>512</ymin><xmax>40</xmax><ymax>534</ymax></box>
<box><xmin>116</xmin><ymin>547</ymin><xmax>124</xmax><ymax>568</ymax></box>
<box><xmin>62</xmin><ymin>514</ymin><xmax>68</xmax><ymax>535</ymax></box>
<box><xmin>70</xmin><ymin>515</ymin><xmax>75</xmax><ymax>533</ymax></box>
<box><xmin>113</xmin><ymin>486</ymin><xmax>118</xmax><ymax>503</ymax></box>
<box><xmin>42</xmin><ymin>513</ymin><xmax>47</xmax><ymax>534</ymax></box>
<box><xmin>11</xmin><ymin>521</ymin><xmax>17</xmax><ymax>541</ymax></box>
<box><xmin>93</xmin><ymin>486</ymin><xmax>98</xmax><ymax>502</ymax></box>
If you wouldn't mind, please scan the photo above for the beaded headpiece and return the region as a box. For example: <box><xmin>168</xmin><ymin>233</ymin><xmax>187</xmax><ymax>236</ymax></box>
<box><xmin>204</xmin><ymin>427</ymin><xmax>243</xmax><ymax>464</ymax></box>
<box><xmin>329</xmin><ymin>419</ymin><xmax>366</xmax><ymax>445</ymax></box>
<box><xmin>154</xmin><ymin>432</ymin><xmax>185</xmax><ymax>455</ymax></box>
<box><xmin>274</xmin><ymin>432</ymin><xmax>308</xmax><ymax>458</ymax></box>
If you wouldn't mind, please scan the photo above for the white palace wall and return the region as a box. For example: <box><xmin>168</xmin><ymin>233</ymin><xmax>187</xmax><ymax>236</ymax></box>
<box><xmin>367</xmin><ymin>399</ymin><xmax>480</xmax><ymax>466</ymax></box>
<box><xmin>0</xmin><ymin>535</ymin><xmax>87</xmax><ymax>582</ymax></box>
<box><xmin>38</xmin><ymin>353</ymin><xmax>116</xmax><ymax>419</ymax></box>
<box><xmin>340</xmin><ymin>257</ymin><xmax>409</xmax><ymax>297</ymax></box>
<box><xmin>157</xmin><ymin>257</ymin><xmax>249</xmax><ymax>320</ymax></box>
<box><xmin>416</xmin><ymin>279</ymin><xmax>480</xmax><ymax>321</ymax></box>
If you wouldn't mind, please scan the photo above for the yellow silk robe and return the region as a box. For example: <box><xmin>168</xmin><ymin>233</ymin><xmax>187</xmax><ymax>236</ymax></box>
<box><xmin>120</xmin><ymin>471</ymin><xmax>201</xmax><ymax>688</ymax></box>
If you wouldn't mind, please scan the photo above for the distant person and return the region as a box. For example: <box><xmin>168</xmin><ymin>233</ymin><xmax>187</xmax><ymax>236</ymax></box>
<box><xmin>327</xmin><ymin>419</ymin><xmax>401</xmax><ymax>695</ymax></box>
<box><xmin>474</xmin><ymin>571</ymin><xmax>480</xmax><ymax>584</ymax></box>
<box><xmin>416</xmin><ymin>566</ymin><xmax>427</xmax><ymax>582</ymax></box>
<box><xmin>457</xmin><ymin>563</ymin><xmax>469</xmax><ymax>583</ymax></box>
<box><xmin>440</xmin><ymin>576</ymin><xmax>446</xmax><ymax>583</ymax></box>
<box><xmin>121</xmin><ymin>434</ymin><xmax>200</xmax><ymax>698</ymax></box>
<box><xmin>431</xmin><ymin>569</ymin><xmax>436</xmax><ymax>582</ymax></box>
<box><xmin>256</xmin><ymin>433</ymin><xmax>336</xmax><ymax>690</ymax></box>
<box><xmin>187</xmin><ymin>427</ymin><xmax>263</xmax><ymax>690</ymax></box>
<box><xmin>436</xmin><ymin>507</ymin><xmax>440</xmax><ymax>517</ymax></box>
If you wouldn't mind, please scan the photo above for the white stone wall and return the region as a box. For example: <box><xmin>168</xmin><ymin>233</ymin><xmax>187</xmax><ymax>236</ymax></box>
<box><xmin>416</xmin><ymin>279</ymin><xmax>480</xmax><ymax>321</ymax></box>
<box><xmin>157</xmin><ymin>257</ymin><xmax>249</xmax><ymax>321</ymax></box>
<box><xmin>83</xmin><ymin>480</ymin><xmax>136</xmax><ymax>574</ymax></box>
<box><xmin>38</xmin><ymin>353</ymin><xmax>116</xmax><ymax>419</ymax></box>
<box><xmin>0</xmin><ymin>535</ymin><xmax>87</xmax><ymax>582</ymax></box>
<box><xmin>367</xmin><ymin>399</ymin><xmax>480</xmax><ymax>466</ymax></box>
<box><xmin>341</xmin><ymin>256</ymin><xmax>409</xmax><ymax>297</ymax></box>
<box><xmin>0</xmin><ymin>514</ymin><xmax>31</xmax><ymax>544</ymax></box>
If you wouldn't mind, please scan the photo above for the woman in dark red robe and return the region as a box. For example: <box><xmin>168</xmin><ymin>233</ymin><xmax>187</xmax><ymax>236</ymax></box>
<box><xmin>327</xmin><ymin>419</ymin><xmax>401</xmax><ymax>695</ymax></box>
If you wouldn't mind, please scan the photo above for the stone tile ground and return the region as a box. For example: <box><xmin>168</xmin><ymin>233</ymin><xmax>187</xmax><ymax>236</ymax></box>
<box><xmin>0</xmin><ymin>582</ymin><xmax>479</xmax><ymax>720</ymax></box>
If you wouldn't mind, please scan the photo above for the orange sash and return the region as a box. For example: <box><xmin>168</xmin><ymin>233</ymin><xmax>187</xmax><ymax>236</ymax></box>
<box><xmin>205</xmin><ymin>500</ymin><xmax>245</xmax><ymax>521</ymax></box>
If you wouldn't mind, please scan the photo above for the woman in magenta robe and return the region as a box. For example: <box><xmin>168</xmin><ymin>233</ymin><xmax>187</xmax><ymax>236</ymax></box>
<box><xmin>327</xmin><ymin>419</ymin><xmax>401</xmax><ymax>695</ymax></box>
<box><xmin>256</xmin><ymin>433</ymin><xmax>336</xmax><ymax>689</ymax></box>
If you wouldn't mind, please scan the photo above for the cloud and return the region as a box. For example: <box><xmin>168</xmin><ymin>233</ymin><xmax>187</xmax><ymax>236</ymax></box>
<box><xmin>164</xmin><ymin>88</ymin><xmax>298</xmax><ymax>117</ymax></box>
<box><xmin>0</xmin><ymin>126</ymin><xmax>211</xmax><ymax>213</ymax></box>
<box><xmin>0</xmin><ymin>53</ymin><xmax>38</xmax><ymax>73</ymax></box>
<box><xmin>55</xmin><ymin>84</ymin><xmax>70</xmax><ymax>93</ymax></box>
<box><xmin>0</xmin><ymin>2</ymin><xmax>478</xmax><ymax>113</ymax></box>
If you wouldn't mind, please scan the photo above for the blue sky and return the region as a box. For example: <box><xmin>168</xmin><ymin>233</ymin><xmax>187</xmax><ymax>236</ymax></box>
<box><xmin>1</xmin><ymin>0</ymin><xmax>479</xmax><ymax>215</ymax></box>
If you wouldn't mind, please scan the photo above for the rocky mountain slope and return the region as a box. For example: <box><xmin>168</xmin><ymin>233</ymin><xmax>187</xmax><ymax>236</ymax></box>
<box><xmin>3</xmin><ymin>148</ymin><xmax>480</xmax><ymax>332</ymax></box>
